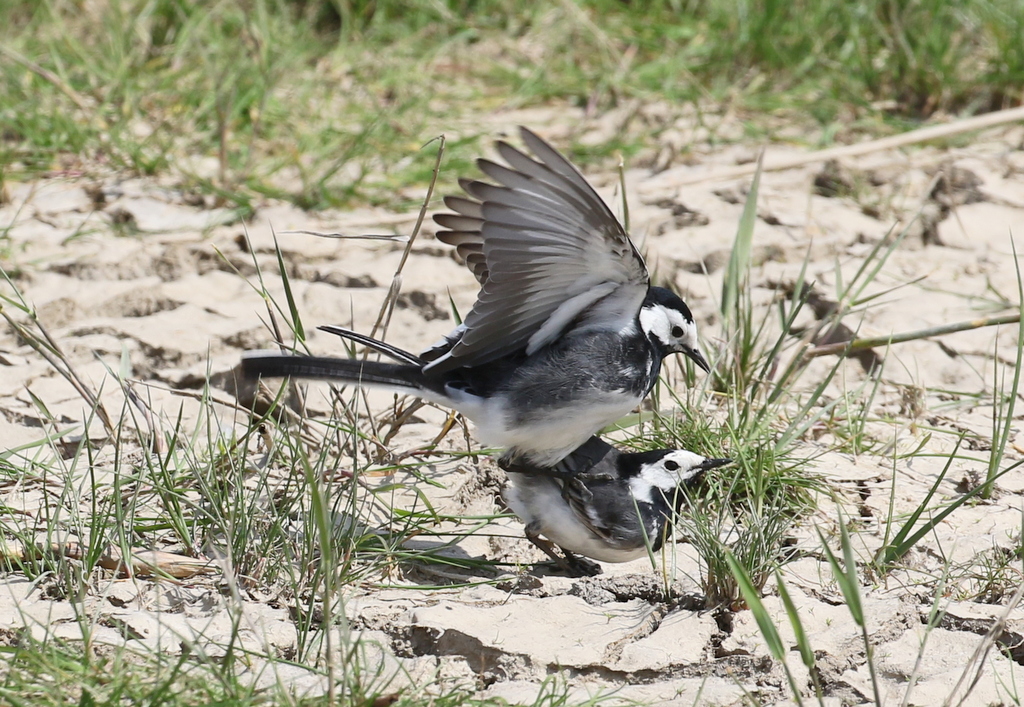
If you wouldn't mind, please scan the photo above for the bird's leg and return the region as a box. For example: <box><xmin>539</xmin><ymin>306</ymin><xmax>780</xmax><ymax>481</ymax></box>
<box><xmin>523</xmin><ymin>522</ymin><xmax>573</xmax><ymax>570</ymax></box>
<box><xmin>523</xmin><ymin>523</ymin><xmax>603</xmax><ymax>577</ymax></box>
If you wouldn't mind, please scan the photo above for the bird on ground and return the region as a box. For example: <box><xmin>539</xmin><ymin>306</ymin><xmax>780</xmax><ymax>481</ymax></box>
<box><xmin>241</xmin><ymin>127</ymin><xmax>709</xmax><ymax>468</ymax></box>
<box><xmin>503</xmin><ymin>436</ymin><xmax>732</xmax><ymax>576</ymax></box>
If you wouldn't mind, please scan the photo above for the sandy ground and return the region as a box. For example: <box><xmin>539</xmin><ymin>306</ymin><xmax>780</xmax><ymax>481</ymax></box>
<box><xmin>3</xmin><ymin>114</ymin><xmax>1024</xmax><ymax>705</ymax></box>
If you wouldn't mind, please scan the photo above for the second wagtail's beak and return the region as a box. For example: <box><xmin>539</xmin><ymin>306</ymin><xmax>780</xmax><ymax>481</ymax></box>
<box><xmin>685</xmin><ymin>346</ymin><xmax>711</xmax><ymax>373</ymax></box>
<box><xmin>698</xmin><ymin>457</ymin><xmax>733</xmax><ymax>471</ymax></box>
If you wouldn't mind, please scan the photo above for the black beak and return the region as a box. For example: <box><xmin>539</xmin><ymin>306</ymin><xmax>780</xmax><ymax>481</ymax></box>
<box><xmin>697</xmin><ymin>458</ymin><xmax>732</xmax><ymax>471</ymax></box>
<box><xmin>685</xmin><ymin>346</ymin><xmax>711</xmax><ymax>373</ymax></box>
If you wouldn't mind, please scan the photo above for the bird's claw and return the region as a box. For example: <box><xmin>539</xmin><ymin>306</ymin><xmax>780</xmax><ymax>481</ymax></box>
<box><xmin>564</xmin><ymin>552</ymin><xmax>603</xmax><ymax>577</ymax></box>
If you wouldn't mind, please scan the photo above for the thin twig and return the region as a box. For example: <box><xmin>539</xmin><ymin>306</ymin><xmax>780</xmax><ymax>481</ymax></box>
<box><xmin>0</xmin><ymin>44</ymin><xmax>93</xmax><ymax>114</ymax></box>
<box><xmin>805</xmin><ymin>312</ymin><xmax>1021</xmax><ymax>358</ymax></box>
<box><xmin>0</xmin><ymin>539</ymin><xmax>218</xmax><ymax>579</ymax></box>
<box><xmin>381</xmin><ymin>398</ymin><xmax>427</xmax><ymax>447</ymax></box>
<box><xmin>279</xmin><ymin>230</ymin><xmax>408</xmax><ymax>242</ymax></box>
<box><xmin>350</xmin><ymin>136</ymin><xmax>446</xmax><ymax>459</ymax></box>
<box><xmin>369</xmin><ymin>135</ymin><xmax>446</xmax><ymax>340</ymax></box>
<box><xmin>651</xmin><ymin>105</ymin><xmax>1024</xmax><ymax>188</ymax></box>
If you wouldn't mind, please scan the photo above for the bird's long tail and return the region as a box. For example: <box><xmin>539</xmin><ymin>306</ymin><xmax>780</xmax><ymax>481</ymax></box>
<box><xmin>241</xmin><ymin>352</ymin><xmax>425</xmax><ymax>392</ymax></box>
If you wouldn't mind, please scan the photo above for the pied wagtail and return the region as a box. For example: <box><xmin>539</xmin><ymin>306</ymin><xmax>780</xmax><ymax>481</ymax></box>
<box><xmin>503</xmin><ymin>436</ymin><xmax>731</xmax><ymax>576</ymax></box>
<box><xmin>241</xmin><ymin>127</ymin><xmax>709</xmax><ymax>467</ymax></box>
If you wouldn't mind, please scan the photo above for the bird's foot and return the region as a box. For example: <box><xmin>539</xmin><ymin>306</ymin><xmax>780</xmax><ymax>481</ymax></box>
<box><xmin>497</xmin><ymin>454</ymin><xmax>533</xmax><ymax>475</ymax></box>
<box><xmin>562</xmin><ymin>550</ymin><xmax>603</xmax><ymax>577</ymax></box>
<box><xmin>577</xmin><ymin>471</ymin><xmax>615</xmax><ymax>482</ymax></box>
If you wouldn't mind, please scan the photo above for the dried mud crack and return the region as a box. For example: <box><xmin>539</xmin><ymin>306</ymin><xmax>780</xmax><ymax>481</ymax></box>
<box><xmin>2</xmin><ymin>121</ymin><xmax>1024</xmax><ymax>705</ymax></box>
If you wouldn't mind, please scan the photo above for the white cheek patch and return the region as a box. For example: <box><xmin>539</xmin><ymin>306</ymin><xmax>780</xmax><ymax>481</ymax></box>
<box><xmin>670</xmin><ymin>316</ymin><xmax>703</xmax><ymax>361</ymax></box>
<box><xmin>639</xmin><ymin>306</ymin><xmax>673</xmax><ymax>344</ymax></box>
<box><xmin>636</xmin><ymin>464</ymin><xmax>680</xmax><ymax>493</ymax></box>
<box><xmin>643</xmin><ymin>304</ymin><xmax>700</xmax><ymax>350</ymax></box>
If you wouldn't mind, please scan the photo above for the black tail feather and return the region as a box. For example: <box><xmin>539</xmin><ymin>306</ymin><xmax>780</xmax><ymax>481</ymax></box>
<box><xmin>317</xmin><ymin>325</ymin><xmax>425</xmax><ymax>366</ymax></box>
<box><xmin>241</xmin><ymin>353</ymin><xmax>424</xmax><ymax>391</ymax></box>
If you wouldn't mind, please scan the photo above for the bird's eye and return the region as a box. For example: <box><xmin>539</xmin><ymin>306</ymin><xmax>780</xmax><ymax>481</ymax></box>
<box><xmin>664</xmin><ymin>460</ymin><xmax>679</xmax><ymax>471</ymax></box>
<box><xmin>671</xmin><ymin>326</ymin><xmax>684</xmax><ymax>338</ymax></box>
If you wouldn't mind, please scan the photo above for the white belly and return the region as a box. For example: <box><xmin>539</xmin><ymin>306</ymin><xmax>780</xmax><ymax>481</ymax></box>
<box><xmin>504</xmin><ymin>474</ymin><xmax>648</xmax><ymax>564</ymax></box>
<box><xmin>473</xmin><ymin>393</ymin><xmax>639</xmax><ymax>466</ymax></box>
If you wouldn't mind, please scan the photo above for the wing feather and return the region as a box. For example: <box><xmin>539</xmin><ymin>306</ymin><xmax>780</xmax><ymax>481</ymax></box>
<box><xmin>563</xmin><ymin>480</ymin><xmax>623</xmax><ymax>547</ymax></box>
<box><xmin>433</xmin><ymin>214</ymin><xmax>484</xmax><ymax>233</ymax></box>
<box><xmin>428</xmin><ymin>126</ymin><xmax>647</xmax><ymax>371</ymax></box>
<box><xmin>443</xmin><ymin>194</ymin><xmax>483</xmax><ymax>218</ymax></box>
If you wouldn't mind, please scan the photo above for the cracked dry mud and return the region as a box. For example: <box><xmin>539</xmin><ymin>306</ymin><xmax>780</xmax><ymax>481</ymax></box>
<box><xmin>3</xmin><ymin>117</ymin><xmax>1024</xmax><ymax>705</ymax></box>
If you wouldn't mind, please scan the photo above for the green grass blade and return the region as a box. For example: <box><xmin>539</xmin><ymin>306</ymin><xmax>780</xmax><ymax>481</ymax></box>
<box><xmin>617</xmin><ymin>153</ymin><xmax>630</xmax><ymax>233</ymax></box>
<box><xmin>776</xmin><ymin>572</ymin><xmax>813</xmax><ymax>669</ymax></box>
<box><xmin>838</xmin><ymin>511</ymin><xmax>863</xmax><ymax>626</ymax></box>
<box><xmin>272</xmin><ymin>228</ymin><xmax>304</xmax><ymax>343</ymax></box>
<box><xmin>876</xmin><ymin>435</ymin><xmax>963</xmax><ymax>568</ymax></box>
<box><xmin>776</xmin><ymin>572</ymin><xmax>825</xmax><ymax>707</ymax></box>
<box><xmin>447</xmin><ymin>289</ymin><xmax>463</xmax><ymax>326</ymax></box>
<box><xmin>819</xmin><ymin>510</ymin><xmax>881</xmax><ymax>706</ymax></box>
<box><xmin>881</xmin><ymin>458</ymin><xmax>1024</xmax><ymax>569</ymax></box>
<box><xmin>984</xmin><ymin>236</ymin><xmax>1024</xmax><ymax>497</ymax></box>
<box><xmin>725</xmin><ymin>552</ymin><xmax>784</xmax><ymax>660</ymax></box>
<box><xmin>817</xmin><ymin>519</ymin><xmax>860</xmax><ymax>627</ymax></box>
<box><xmin>726</xmin><ymin>551</ymin><xmax>804</xmax><ymax>706</ymax></box>
<box><xmin>721</xmin><ymin>151</ymin><xmax>763</xmax><ymax>326</ymax></box>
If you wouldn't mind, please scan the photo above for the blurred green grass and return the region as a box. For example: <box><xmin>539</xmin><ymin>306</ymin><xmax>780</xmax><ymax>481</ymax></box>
<box><xmin>2</xmin><ymin>0</ymin><xmax>1022</xmax><ymax>211</ymax></box>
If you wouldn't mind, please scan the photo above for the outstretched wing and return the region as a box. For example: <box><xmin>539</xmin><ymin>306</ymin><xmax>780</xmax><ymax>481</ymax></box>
<box><xmin>428</xmin><ymin>126</ymin><xmax>648</xmax><ymax>372</ymax></box>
